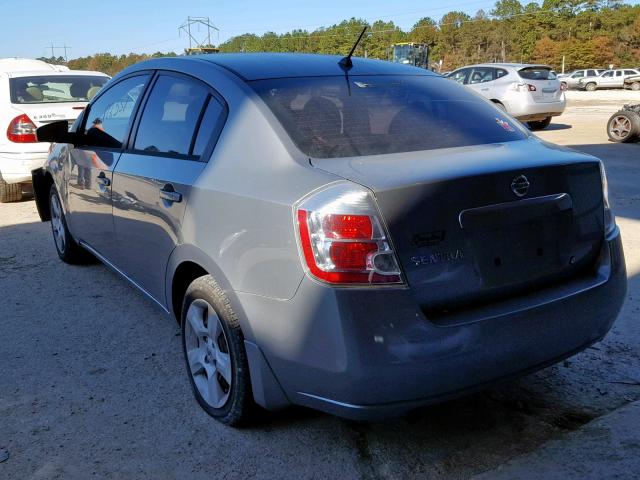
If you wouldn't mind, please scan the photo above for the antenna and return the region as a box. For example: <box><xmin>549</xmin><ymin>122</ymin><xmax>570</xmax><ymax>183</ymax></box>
<box><xmin>339</xmin><ymin>26</ymin><xmax>368</xmax><ymax>70</ymax></box>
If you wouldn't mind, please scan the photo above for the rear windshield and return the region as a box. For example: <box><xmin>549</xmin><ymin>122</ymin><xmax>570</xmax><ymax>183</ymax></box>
<box><xmin>518</xmin><ymin>67</ymin><xmax>556</xmax><ymax>81</ymax></box>
<box><xmin>9</xmin><ymin>75</ymin><xmax>109</xmax><ymax>104</ymax></box>
<box><xmin>251</xmin><ymin>75</ymin><xmax>527</xmax><ymax>159</ymax></box>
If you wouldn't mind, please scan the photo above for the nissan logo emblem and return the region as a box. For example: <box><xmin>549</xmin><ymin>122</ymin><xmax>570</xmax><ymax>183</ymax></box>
<box><xmin>511</xmin><ymin>175</ymin><xmax>530</xmax><ymax>197</ymax></box>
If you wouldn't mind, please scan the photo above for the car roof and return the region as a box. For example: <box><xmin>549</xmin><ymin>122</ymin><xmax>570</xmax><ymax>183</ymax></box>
<box><xmin>158</xmin><ymin>53</ymin><xmax>437</xmax><ymax>81</ymax></box>
<box><xmin>6</xmin><ymin>70</ymin><xmax>109</xmax><ymax>79</ymax></box>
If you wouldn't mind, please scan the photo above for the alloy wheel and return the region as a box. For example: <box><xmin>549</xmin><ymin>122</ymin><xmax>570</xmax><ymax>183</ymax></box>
<box><xmin>184</xmin><ymin>299</ymin><xmax>232</xmax><ymax>408</ymax></box>
<box><xmin>50</xmin><ymin>193</ymin><xmax>66</xmax><ymax>254</ymax></box>
<box><xmin>609</xmin><ymin>115</ymin><xmax>632</xmax><ymax>141</ymax></box>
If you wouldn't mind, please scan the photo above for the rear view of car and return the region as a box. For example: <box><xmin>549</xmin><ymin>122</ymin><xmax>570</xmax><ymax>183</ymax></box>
<box><xmin>446</xmin><ymin>63</ymin><xmax>566</xmax><ymax>130</ymax></box>
<box><xmin>0</xmin><ymin>58</ymin><xmax>109</xmax><ymax>202</ymax></box>
<box><xmin>33</xmin><ymin>54</ymin><xmax>625</xmax><ymax>426</ymax></box>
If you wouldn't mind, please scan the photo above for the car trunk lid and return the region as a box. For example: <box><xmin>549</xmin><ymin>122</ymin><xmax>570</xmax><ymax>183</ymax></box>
<box><xmin>310</xmin><ymin>140</ymin><xmax>604</xmax><ymax>314</ymax></box>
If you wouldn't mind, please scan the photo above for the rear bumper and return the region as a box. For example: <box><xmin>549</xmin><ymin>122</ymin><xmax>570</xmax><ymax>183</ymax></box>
<box><xmin>0</xmin><ymin>151</ymin><xmax>48</xmax><ymax>184</ymax></box>
<box><xmin>240</xmin><ymin>228</ymin><xmax>626</xmax><ymax>420</ymax></box>
<box><xmin>510</xmin><ymin>101</ymin><xmax>566</xmax><ymax>121</ymax></box>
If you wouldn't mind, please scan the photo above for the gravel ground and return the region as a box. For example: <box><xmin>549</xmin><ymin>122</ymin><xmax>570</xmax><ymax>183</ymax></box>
<box><xmin>0</xmin><ymin>94</ymin><xmax>639</xmax><ymax>480</ymax></box>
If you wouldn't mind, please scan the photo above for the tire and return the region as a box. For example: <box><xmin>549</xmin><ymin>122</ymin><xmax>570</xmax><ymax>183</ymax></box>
<box><xmin>585</xmin><ymin>82</ymin><xmax>597</xmax><ymax>92</ymax></box>
<box><xmin>49</xmin><ymin>185</ymin><xmax>93</xmax><ymax>264</ymax></box>
<box><xmin>630</xmin><ymin>82</ymin><xmax>640</xmax><ymax>91</ymax></box>
<box><xmin>0</xmin><ymin>179</ymin><xmax>22</xmax><ymax>203</ymax></box>
<box><xmin>181</xmin><ymin>275</ymin><xmax>253</xmax><ymax>426</ymax></box>
<box><xmin>527</xmin><ymin>117</ymin><xmax>552</xmax><ymax>131</ymax></box>
<box><xmin>607</xmin><ymin>110</ymin><xmax>640</xmax><ymax>143</ymax></box>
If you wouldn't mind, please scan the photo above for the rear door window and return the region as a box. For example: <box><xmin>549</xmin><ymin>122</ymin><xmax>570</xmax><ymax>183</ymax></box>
<box><xmin>133</xmin><ymin>75</ymin><xmax>209</xmax><ymax>157</ymax></box>
<box><xmin>468</xmin><ymin>67</ymin><xmax>494</xmax><ymax>84</ymax></box>
<box><xmin>518</xmin><ymin>67</ymin><xmax>556</xmax><ymax>80</ymax></box>
<box><xmin>495</xmin><ymin>68</ymin><xmax>509</xmax><ymax>79</ymax></box>
<box><xmin>83</xmin><ymin>75</ymin><xmax>149</xmax><ymax>149</ymax></box>
<box><xmin>192</xmin><ymin>97</ymin><xmax>226</xmax><ymax>157</ymax></box>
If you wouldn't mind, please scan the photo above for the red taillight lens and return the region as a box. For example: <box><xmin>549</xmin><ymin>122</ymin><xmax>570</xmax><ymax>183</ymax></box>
<box><xmin>296</xmin><ymin>184</ymin><xmax>403</xmax><ymax>285</ymax></box>
<box><xmin>560</xmin><ymin>83</ymin><xmax>567</xmax><ymax>91</ymax></box>
<box><xmin>322</xmin><ymin>214</ymin><xmax>373</xmax><ymax>239</ymax></box>
<box><xmin>7</xmin><ymin>114</ymin><xmax>37</xmax><ymax>143</ymax></box>
<box><xmin>527</xmin><ymin>84</ymin><xmax>537</xmax><ymax>92</ymax></box>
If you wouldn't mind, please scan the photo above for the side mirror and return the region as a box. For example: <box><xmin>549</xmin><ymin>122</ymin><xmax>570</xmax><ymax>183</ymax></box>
<box><xmin>36</xmin><ymin>120</ymin><xmax>79</xmax><ymax>145</ymax></box>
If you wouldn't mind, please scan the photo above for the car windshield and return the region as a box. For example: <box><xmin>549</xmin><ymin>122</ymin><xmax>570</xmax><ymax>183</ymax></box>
<box><xmin>392</xmin><ymin>45</ymin><xmax>413</xmax><ymax>64</ymax></box>
<box><xmin>9</xmin><ymin>75</ymin><xmax>109</xmax><ymax>104</ymax></box>
<box><xmin>251</xmin><ymin>75</ymin><xmax>527</xmax><ymax>159</ymax></box>
<box><xmin>518</xmin><ymin>67</ymin><xmax>556</xmax><ymax>80</ymax></box>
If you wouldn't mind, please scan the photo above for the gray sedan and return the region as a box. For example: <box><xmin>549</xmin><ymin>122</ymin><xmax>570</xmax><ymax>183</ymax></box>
<box><xmin>33</xmin><ymin>54</ymin><xmax>626</xmax><ymax>426</ymax></box>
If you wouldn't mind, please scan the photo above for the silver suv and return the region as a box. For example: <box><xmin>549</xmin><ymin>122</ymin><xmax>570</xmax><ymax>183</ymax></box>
<box><xmin>32</xmin><ymin>54</ymin><xmax>626</xmax><ymax>426</ymax></box>
<box><xmin>557</xmin><ymin>69</ymin><xmax>604</xmax><ymax>89</ymax></box>
<box><xmin>447</xmin><ymin>63</ymin><xmax>566</xmax><ymax>130</ymax></box>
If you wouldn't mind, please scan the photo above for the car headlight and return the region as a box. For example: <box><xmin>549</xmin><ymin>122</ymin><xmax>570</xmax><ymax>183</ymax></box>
<box><xmin>600</xmin><ymin>161</ymin><xmax>616</xmax><ymax>236</ymax></box>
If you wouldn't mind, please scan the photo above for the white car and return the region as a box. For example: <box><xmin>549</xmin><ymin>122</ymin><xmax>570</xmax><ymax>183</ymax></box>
<box><xmin>446</xmin><ymin>63</ymin><xmax>566</xmax><ymax>130</ymax></box>
<box><xmin>0</xmin><ymin>58</ymin><xmax>109</xmax><ymax>202</ymax></box>
<box><xmin>578</xmin><ymin>69</ymin><xmax>640</xmax><ymax>91</ymax></box>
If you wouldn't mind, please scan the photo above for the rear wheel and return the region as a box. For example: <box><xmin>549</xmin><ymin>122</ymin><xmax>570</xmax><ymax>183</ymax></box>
<box><xmin>585</xmin><ymin>82</ymin><xmax>597</xmax><ymax>92</ymax></box>
<box><xmin>527</xmin><ymin>117</ymin><xmax>552</xmax><ymax>131</ymax></box>
<box><xmin>607</xmin><ymin>110</ymin><xmax>640</xmax><ymax>143</ymax></box>
<box><xmin>181</xmin><ymin>275</ymin><xmax>253</xmax><ymax>426</ymax></box>
<box><xmin>49</xmin><ymin>185</ymin><xmax>93</xmax><ymax>264</ymax></box>
<box><xmin>0</xmin><ymin>179</ymin><xmax>22</xmax><ymax>203</ymax></box>
<box><xmin>630</xmin><ymin>82</ymin><xmax>640</xmax><ymax>91</ymax></box>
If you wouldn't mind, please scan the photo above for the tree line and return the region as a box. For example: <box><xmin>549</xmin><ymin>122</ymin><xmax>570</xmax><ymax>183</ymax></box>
<box><xmin>39</xmin><ymin>0</ymin><xmax>640</xmax><ymax>76</ymax></box>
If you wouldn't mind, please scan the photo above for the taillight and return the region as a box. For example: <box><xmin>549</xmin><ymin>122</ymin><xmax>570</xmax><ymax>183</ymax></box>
<box><xmin>7</xmin><ymin>114</ymin><xmax>37</xmax><ymax>143</ymax></box>
<box><xmin>527</xmin><ymin>84</ymin><xmax>537</xmax><ymax>92</ymax></box>
<box><xmin>560</xmin><ymin>83</ymin><xmax>568</xmax><ymax>91</ymax></box>
<box><xmin>295</xmin><ymin>183</ymin><xmax>403</xmax><ymax>285</ymax></box>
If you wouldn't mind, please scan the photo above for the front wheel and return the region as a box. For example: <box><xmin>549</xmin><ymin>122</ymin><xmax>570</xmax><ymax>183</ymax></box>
<box><xmin>607</xmin><ymin>110</ymin><xmax>640</xmax><ymax>143</ymax></box>
<box><xmin>49</xmin><ymin>185</ymin><xmax>93</xmax><ymax>264</ymax></box>
<box><xmin>585</xmin><ymin>82</ymin><xmax>597</xmax><ymax>92</ymax></box>
<box><xmin>181</xmin><ymin>275</ymin><xmax>253</xmax><ymax>426</ymax></box>
<box><xmin>527</xmin><ymin>117</ymin><xmax>552</xmax><ymax>131</ymax></box>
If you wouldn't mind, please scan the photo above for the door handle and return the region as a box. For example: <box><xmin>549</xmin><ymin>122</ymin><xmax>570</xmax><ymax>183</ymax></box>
<box><xmin>96</xmin><ymin>174</ymin><xmax>110</xmax><ymax>187</ymax></box>
<box><xmin>159</xmin><ymin>185</ymin><xmax>182</xmax><ymax>203</ymax></box>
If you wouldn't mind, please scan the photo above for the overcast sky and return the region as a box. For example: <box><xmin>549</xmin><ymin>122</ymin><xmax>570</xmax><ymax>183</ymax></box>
<box><xmin>0</xmin><ymin>0</ymin><xmax>533</xmax><ymax>58</ymax></box>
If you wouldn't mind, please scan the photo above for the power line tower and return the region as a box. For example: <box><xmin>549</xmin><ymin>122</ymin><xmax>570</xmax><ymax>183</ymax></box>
<box><xmin>179</xmin><ymin>17</ymin><xmax>220</xmax><ymax>55</ymax></box>
<box><xmin>45</xmin><ymin>43</ymin><xmax>71</xmax><ymax>62</ymax></box>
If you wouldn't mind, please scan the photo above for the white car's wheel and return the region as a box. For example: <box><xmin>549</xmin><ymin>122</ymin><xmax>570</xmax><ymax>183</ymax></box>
<box><xmin>585</xmin><ymin>82</ymin><xmax>597</xmax><ymax>92</ymax></box>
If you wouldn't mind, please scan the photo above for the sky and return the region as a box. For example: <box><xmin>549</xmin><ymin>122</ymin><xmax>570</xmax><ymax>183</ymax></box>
<box><xmin>1</xmin><ymin>0</ymin><xmax>638</xmax><ymax>60</ymax></box>
<box><xmin>0</xmin><ymin>0</ymin><xmax>514</xmax><ymax>59</ymax></box>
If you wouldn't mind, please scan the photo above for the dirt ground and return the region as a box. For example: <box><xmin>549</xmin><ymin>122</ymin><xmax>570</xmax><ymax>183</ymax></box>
<box><xmin>1</xmin><ymin>91</ymin><xmax>639</xmax><ymax>480</ymax></box>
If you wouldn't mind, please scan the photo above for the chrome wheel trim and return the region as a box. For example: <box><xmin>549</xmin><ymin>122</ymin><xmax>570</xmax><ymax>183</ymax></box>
<box><xmin>184</xmin><ymin>299</ymin><xmax>232</xmax><ymax>409</ymax></box>
<box><xmin>50</xmin><ymin>193</ymin><xmax>66</xmax><ymax>254</ymax></box>
<box><xmin>610</xmin><ymin>115</ymin><xmax>632</xmax><ymax>141</ymax></box>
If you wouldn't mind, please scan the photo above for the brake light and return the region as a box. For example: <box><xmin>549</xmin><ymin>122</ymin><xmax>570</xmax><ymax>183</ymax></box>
<box><xmin>527</xmin><ymin>84</ymin><xmax>537</xmax><ymax>92</ymax></box>
<box><xmin>296</xmin><ymin>183</ymin><xmax>403</xmax><ymax>285</ymax></box>
<box><xmin>7</xmin><ymin>114</ymin><xmax>37</xmax><ymax>143</ymax></box>
<box><xmin>560</xmin><ymin>83</ymin><xmax>568</xmax><ymax>91</ymax></box>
